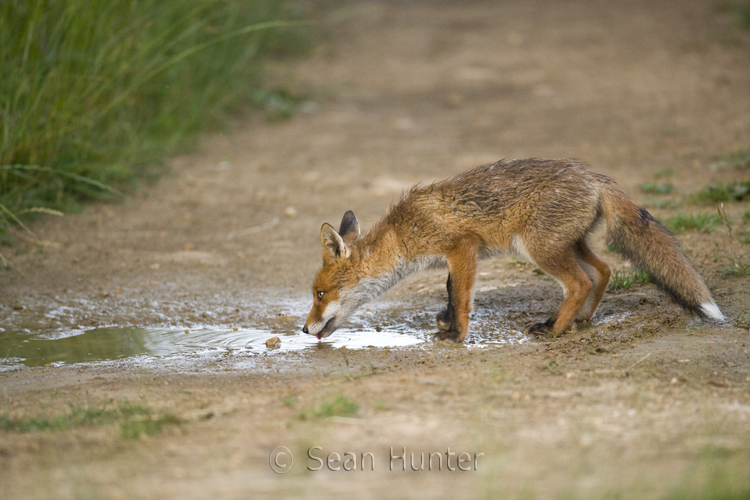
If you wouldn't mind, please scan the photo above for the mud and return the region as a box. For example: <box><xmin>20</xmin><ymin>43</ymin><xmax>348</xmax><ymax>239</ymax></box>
<box><xmin>2</xmin><ymin>0</ymin><xmax>750</xmax><ymax>498</ymax></box>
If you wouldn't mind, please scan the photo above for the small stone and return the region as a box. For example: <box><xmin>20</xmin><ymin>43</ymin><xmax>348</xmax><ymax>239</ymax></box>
<box><xmin>266</xmin><ymin>337</ymin><xmax>281</xmax><ymax>348</ymax></box>
<box><xmin>670</xmin><ymin>377</ymin><xmax>679</xmax><ymax>384</ymax></box>
<box><xmin>284</xmin><ymin>206</ymin><xmax>298</xmax><ymax>219</ymax></box>
<box><xmin>150</xmin><ymin>263</ymin><xmax>160</xmax><ymax>270</ymax></box>
<box><xmin>184</xmin><ymin>329</ymin><xmax>190</xmax><ymax>334</ymax></box>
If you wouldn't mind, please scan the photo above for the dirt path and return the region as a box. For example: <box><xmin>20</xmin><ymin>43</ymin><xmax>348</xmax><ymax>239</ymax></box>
<box><xmin>2</xmin><ymin>0</ymin><xmax>750</xmax><ymax>498</ymax></box>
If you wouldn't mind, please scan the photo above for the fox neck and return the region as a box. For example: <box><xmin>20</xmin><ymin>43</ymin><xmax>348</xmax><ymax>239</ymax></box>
<box><xmin>348</xmin><ymin>224</ymin><xmax>445</xmax><ymax>306</ymax></box>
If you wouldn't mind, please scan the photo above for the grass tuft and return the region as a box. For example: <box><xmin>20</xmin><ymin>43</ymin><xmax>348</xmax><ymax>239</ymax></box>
<box><xmin>0</xmin><ymin>0</ymin><xmax>310</xmax><ymax>250</ymax></box>
<box><xmin>639</xmin><ymin>181</ymin><xmax>675</xmax><ymax>195</ymax></box>
<box><xmin>717</xmin><ymin>1</ymin><xmax>750</xmax><ymax>29</ymax></box>
<box><xmin>713</xmin><ymin>147</ymin><xmax>750</xmax><ymax>169</ymax></box>
<box><xmin>0</xmin><ymin>400</ymin><xmax>183</xmax><ymax>438</ymax></box>
<box><xmin>664</xmin><ymin>213</ymin><xmax>722</xmax><ymax>234</ymax></box>
<box><xmin>717</xmin><ymin>204</ymin><xmax>750</xmax><ymax>276</ymax></box>
<box><xmin>693</xmin><ymin>181</ymin><xmax>750</xmax><ymax>203</ymax></box>
<box><xmin>608</xmin><ymin>268</ymin><xmax>652</xmax><ymax>292</ymax></box>
<box><xmin>652</xmin><ymin>167</ymin><xmax>676</xmax><ymax>179</ymax></box>
<box><xmin>663</xmin><ymin>449</ymin><xmax>750</xmax><ymax>500</ymax></box>
<box><xmin>299</xmin><ymin>395</ymin><xmax>360</xmax><ymax>420</ymax></box>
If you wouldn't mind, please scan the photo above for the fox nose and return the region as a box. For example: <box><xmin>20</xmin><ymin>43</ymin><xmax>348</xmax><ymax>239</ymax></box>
<box><xmin>302</xmin><ymin>325</ymin><xmax>309</xmax><ymax>334</ymax></box>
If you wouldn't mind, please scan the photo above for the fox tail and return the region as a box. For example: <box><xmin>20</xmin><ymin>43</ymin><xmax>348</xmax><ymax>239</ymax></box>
<box><xmin>599</xmin><ymin>184</ymin><xmax>725</xmax><ymax>321</ymax></box>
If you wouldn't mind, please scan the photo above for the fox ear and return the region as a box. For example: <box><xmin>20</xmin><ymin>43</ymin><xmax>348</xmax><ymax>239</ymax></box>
<box><xmin>321</xmin><ymin>223</ymin><xmax>349</xmax><ymax>263</ymax></box>
<box><xmin>338</xmin><ymin>210</ymin><xmax>360</xmax><ymax>243</ymax></box>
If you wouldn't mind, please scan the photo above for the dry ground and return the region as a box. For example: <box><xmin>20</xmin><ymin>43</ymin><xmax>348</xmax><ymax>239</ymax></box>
<box><xmin>2</xmin><ymin>0</ymin><xmax>750</xmax><ymax>498</ymax></box>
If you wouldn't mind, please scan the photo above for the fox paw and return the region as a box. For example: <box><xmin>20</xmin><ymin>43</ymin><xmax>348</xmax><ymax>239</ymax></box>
<box><xmin>436</xmin><ymin>309</ymin><xmax>452</xmax><ymax>330</ymax></box>
<box><xmin>528</xmin><ymin>322</ymin><xmax>553</xmax><ymax>338</ymax></box>
<box><xmin>433</xmin><ymin>330</ymin><xmax>463</xmax><ymax>343</ymax></box>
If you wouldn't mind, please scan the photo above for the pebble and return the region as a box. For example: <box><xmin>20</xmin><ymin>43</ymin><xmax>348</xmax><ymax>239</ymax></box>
<box><xmin>266</xmin><ymin>337</ymin><xmax>281</xmax><ymax>348</ymax></box>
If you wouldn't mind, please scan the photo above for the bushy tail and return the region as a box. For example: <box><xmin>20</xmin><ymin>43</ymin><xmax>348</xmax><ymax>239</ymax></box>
<box><xmin>600</xmin><ymin>184</ymin><xmax>725</xmax><ymax>321</ymax></box>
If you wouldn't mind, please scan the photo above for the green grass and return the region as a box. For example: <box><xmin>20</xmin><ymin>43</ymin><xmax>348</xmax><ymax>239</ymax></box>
<box><xmin>664</xmin><ymin>213</ymin><xmax>722</xmax><ymax>234</ymax></box>
<box><xmin>717</xmin><ymin>1</ymin><xmax>750</xmax><ymax>29</ymax></box>
<box><xmin>542</xmin><ymin>360</ymin><xmax>561</xmax><ymax>375</ymax></box>
<box><xmin>693</xmin><ymin>181</ymin><xmax>750</xmax><ymax>203</ymax></box>
<box><xmin>653</xmin><ymin>167</ymin><xmax>676</xmax><ymax>179</ymax></box>
<box><xmin>639</xmin><ymin>181</ymin><xmax>675</xmax><ymax>195</ymax></box>
<box><xmin>647</xmin><ymin>197</ymin><xmax>681</xmax><ymax>209</ymax></box>
<box><xmin>714</xmin><ymin>147</ymin><xmax>750</xmax><ymax>169</ymax></box>
<box><xmin>299</xmin><ymin>395</ymin><xmax>360</xmax><ymax>420</ymax></box>
<box><xmin>716</xmin><ymin>204</ymin><xmax>750</xmax><ymax>276</ymax></box>
<box><xmin>0</xmin><ymin>400</ymin><xmax>182</xmax><ymax>438</ymax></box>
<box><xmin>280</xmin><ymin>395</ymin><xmax>297</xmax><ymax>408</ymax></box>
<box><xmin>608</xmin><ymin>268</ymin><xmax>652</xmax><ymax>292</ymax></box>
<box><xmin>663</xmin><ymin>450</ymin><xmax>750</xmax><ymax>500</ymax></box>
<box><xmin>0</xmin><ymin>0</ymin><xmax>310</xmax><ymax>247</ymax></box>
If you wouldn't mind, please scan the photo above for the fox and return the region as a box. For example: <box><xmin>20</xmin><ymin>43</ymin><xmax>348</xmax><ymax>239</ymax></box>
<box><xmin>302</xmin><ymin>158</ymin><xmax>725</xmax><ymax>342</ymax></box>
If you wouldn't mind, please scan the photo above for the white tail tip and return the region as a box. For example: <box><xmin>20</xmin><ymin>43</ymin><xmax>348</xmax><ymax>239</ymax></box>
<box><xmin>700</xmin><ymin>302</ymin><xmax>726</xmax><ymax>321</ymax></box>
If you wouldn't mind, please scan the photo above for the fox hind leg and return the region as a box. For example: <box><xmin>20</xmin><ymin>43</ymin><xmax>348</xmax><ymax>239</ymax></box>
<box><xmin>574</xmin><ymin>240</ymin><xmax>611</xmax><ymax>321</ymax></box>
<box><xmin>527</xmin><ymin>248</ymin><xmax>593</xmax><ymax>337</ymax></box>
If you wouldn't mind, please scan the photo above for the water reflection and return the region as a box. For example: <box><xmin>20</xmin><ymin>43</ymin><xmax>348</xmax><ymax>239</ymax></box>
<box><xmin>0</xmin><ymin>326</ymin><xmax>425</xmax><ymax>369</ymax></box>
<box><xmin>1</xmin><ymin>328</ymin><xmax>150</xmax><ymax>367</ymax></box>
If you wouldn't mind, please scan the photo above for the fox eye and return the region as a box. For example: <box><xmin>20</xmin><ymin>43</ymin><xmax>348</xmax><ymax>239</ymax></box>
<box><xmin>316</xmin><ymin>291</ymin><xmax>324</xmax><ymax>300</ymax></box>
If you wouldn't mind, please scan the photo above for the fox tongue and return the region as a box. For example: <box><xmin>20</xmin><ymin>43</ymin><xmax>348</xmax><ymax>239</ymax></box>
<box><xmin>316</xmin><ymin>333</ymin><xmax>322</xmax><ymax>340</ymax></box>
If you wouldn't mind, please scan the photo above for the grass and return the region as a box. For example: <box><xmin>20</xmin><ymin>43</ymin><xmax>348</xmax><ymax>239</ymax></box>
<box><xmin>717</xmin><ymin>1</ymin><xmax>750</xmax><ymax>29</ymax></box>
<box><xmin>0</xmin><ymin>0</ymin><xmax>310</xmax><ymax>253</ymax></box>
<box><xmin>608</xmin><ymin>268</ymin><xmax>652</xmax><ymax>292</ymax></box>
<box><xmin>0</xmin><ymin>400</ymin><xmax>182</xmax><ymax>439</ymax></box>
<box><xmin>542</xmin><ymin>360</ymin><xmax>561</xmax><ymax>375</ymax></box>
<box><xmin>713</xmin><ymin>147</ymin><xmax>750</xmax><ymax>170</ymax></box>
<box><xmin>693</xmin><ymin>181</ymin><xmax>750</xmax><ymax>203</ymax></box>
<box><xmin>717</xmin><ymin>204</ymin><xmax>750</xmax><ymax>276</ymax></box>
<box><xmin>663</xmin><ymin>449</ymin><xmax>750</xmax><ymax>500</ymax></box>
<box><xmin>664</xmin><ymin>213</ymin><xmax>722</xmax><ymax>234</ymax></box>
<box><xmin>280</xmin><ymin>395</ymin><xmax>297</xmax><ymax>408</ymax></box>
<box><xmin>639</xmin><ymin>181</ymin><xmax>675</xmax><ymax>195</ymax></box>
<box><xmin>653</xmin><ymin>167</ymin><xmax>676</xmax><ymax>179</ymax></box>
<box><xmin>299</xmin><ymin>395</ymin><xmax>360</xmax><ymax>420</ymax></box>
<box><xmin>647</xmin><ymin>197</ymin><xmax>681</xmax><ymax>209</ymax></box>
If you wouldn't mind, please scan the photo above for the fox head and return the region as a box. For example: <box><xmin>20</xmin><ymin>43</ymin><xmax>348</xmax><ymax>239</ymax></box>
<box><xmin>302</xmin><ymin>210</ymin><xmax>364</xmax><ymax>339</ymax></box>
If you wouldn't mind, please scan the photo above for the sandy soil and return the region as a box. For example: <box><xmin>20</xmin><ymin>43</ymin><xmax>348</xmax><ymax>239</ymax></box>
<box><xmin>2</xmin><ymin>0</ymin><xmax>750</xmax><ymax>498</ymax></box>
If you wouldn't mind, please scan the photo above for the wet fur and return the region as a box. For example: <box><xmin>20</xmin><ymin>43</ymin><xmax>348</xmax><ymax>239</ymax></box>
<box><xmin>303</xmin><ymin>158</ymin><xmax>724</xmax><ymax>341</ymax></box>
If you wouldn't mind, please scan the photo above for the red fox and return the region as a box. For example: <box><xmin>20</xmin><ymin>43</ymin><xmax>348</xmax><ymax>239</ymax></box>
<box><xmin>302</xmin><ymin>158</ymin><xmax>725</xmax><ymax>342</ymax></box>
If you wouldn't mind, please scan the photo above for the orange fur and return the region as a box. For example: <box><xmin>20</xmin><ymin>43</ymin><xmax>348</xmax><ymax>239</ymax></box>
<box><xmin>302</xmin><ymin>158</ymin><xmax>724</xmax><ymax>341</ymax></box>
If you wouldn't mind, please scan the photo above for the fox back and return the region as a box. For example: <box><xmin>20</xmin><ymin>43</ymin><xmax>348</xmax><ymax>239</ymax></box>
<box><xmin>303</xmin><ymin>159</ymin><xmax>723</xmax><ymax>341</ymax></box>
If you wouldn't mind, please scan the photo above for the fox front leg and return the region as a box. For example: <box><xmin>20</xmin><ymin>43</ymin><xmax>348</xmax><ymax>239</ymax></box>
<box><xmin>434</xmin><ymin>236</ymin><xmax>480</xmax><ymax>343</ymax></box>
<box><xmin>436</xmin><ymin>274</ymin><xmax>454</xmax><ymax>331</ymax></box>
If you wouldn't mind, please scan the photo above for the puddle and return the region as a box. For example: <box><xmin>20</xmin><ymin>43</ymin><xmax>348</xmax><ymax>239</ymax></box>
<box><xmin>0</xmin><ymin>296</ymin><xmax>539</xmax><ymax>370</ymax></box>
<box><xmin>0</xmin><ymin>326</ymin><xmax>426</xmax><ymax>370</ymax></box>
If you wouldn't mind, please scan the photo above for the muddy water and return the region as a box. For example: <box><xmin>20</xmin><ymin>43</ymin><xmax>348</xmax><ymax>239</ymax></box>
<box><xmin>0</xmin><ymin>297</ymin><xmax>537</xmax><ymax>369</ymax></box>
<box><xmin>0</xmin><ymin>326</ymin><xmax>427</xmax><ymax>370</ymax></box>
